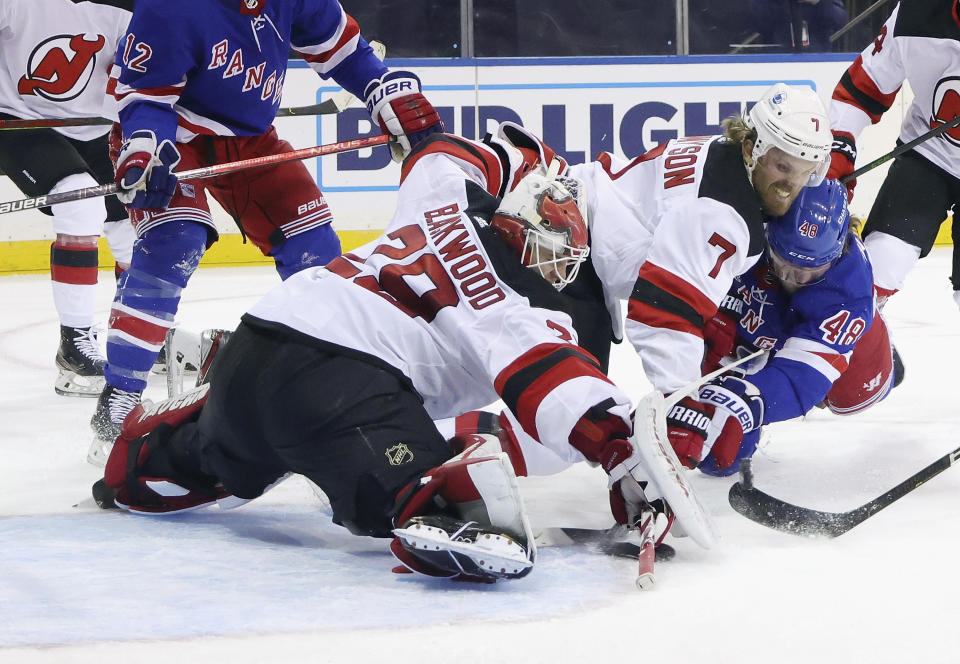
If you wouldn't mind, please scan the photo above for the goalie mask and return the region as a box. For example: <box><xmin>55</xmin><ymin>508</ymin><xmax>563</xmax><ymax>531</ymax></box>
<box><xmin>744</xmin><ymin>83</ymin><xmax>832</xmax><ymax>187</ymax></box>
<box><xmin>491</xmin><ymin>160</ymin><xmax>590</xmax><ymax>291</ymax></box>
<box><xmin>766</xmin><ymin>178</ymin><xmax>849</xmax><ymax>291</ymax></box>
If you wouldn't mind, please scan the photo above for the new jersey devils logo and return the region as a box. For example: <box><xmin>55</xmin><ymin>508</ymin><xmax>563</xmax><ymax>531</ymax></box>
<box><xmin>18</xmin><ymin>33</ymin><xmax>106</xmax><ymax>102</ymax></box>
<box><xmin>930</xmin><ymin>77</ymin><xmax>960</xmax><ymax>147</ymax></box>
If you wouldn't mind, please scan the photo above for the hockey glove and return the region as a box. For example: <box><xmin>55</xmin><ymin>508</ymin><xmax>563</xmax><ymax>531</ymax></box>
<box><xmin>115</xmin><ymin>129</ymin><xmax>181</xmax><ymax>210</ymax></box>
<box><xmin>665</xmin><ymin>396</ymin><xmax>714</xmax><ymax>469</ymax></box>
<box><xmin>697</xmin><ymin>375</ymin><xmax>765</xmax><ymax>471</ymax></box>
<box><xmin>364</xmin><ymin>70</ymin><xmax>443</xmax><ymax>162</ymax></box>
<box><xmin>826</xmin><ymin>130</ymin><xmax>857</xmax><ymax>202</ymax></box>
<box><xmin>702</xmin><ymin>305</ymin><xmax>740</xmax><ymax>374</ymax></box>
<box><xmin>568</xmin><ymin>403</ymin><xmax>654</xmax><ymax>527</ymax></box>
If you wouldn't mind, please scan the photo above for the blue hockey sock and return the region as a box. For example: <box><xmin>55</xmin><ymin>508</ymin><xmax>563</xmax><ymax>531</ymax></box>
<box><xmin>105</xmin><ymin>221</ymin><xmax>209</xmax><ymax>392</ymax></box>
<box><xmin>270</xmin><ymin>224</ymin><xmax>341</xmax><ymax>280</ymax></box>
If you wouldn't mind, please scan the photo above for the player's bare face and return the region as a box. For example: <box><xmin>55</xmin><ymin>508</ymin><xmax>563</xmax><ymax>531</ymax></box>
<box><xmin>530</xmin><ymin>250</ymin><xmax>570</xmax><ymax>286</ymax></box>
<box><xmin>750</xmin><ymin>147</ymin><xmax>820</xmax><ymax>216</ymax></box>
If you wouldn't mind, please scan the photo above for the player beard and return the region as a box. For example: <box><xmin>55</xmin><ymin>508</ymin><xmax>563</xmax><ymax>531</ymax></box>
<box><xmin>757</xmin><ymin>180</ymin><xmax>802</xmax><ymax>216</ymax></box>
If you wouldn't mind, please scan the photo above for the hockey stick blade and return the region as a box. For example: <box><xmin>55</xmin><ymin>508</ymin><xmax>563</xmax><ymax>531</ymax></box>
<box><xmin>728</xmin><ymin>445</ymin><xmax>960</xmax><ymax>537</ymax></box>
<box><xmin>556</xmin><ymin>527</ymin><xmax>676</xmax><ymax>562</ymax></box>
<box><xmin>0</xmin><ymin>134</ymin><xmax>389</xmax><ymax>215</ymax></box>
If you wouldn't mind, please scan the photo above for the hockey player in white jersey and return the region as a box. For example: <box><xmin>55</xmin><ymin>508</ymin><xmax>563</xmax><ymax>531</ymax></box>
<box><xmin>0</xmin><ymin>0</ymin><xmax>136</xmax><ymax>397</ymax></box>
<box><xmin>560</xmin><ymin>82</ymin><xmax>832</xmax><ymax>471</ymax></box>
<box><xmin>440</xmin><ymin>84</ymin><xmax>833</xmax><ymax>533</ymax></box>
<box><xmin>88</xmin><ymin>126</ymin><xmax>698</xmax><ymax>583</ymax></box>
<box><xmin>827</xmin><ymin>0</ymin><xmax>960</xmax><ymax>311</ymax></box>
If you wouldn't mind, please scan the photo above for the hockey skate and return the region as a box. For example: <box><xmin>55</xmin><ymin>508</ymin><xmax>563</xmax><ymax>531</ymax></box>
<box><xmin>54</xmin><ymin>325</ymin><xmax>106</xmax><ymax>398</ymax></box>
<box><xmin>88</xmin><ymin>385</ymin><xmax>142</xmax><ymax>467</ymax></box>
<box><xmin>392</xmin><ymin>515</ymin><xmax>534</xmax><ymax>581</ymax></box>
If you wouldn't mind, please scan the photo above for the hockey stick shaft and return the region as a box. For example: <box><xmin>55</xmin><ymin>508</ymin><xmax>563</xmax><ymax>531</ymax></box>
<box><xmin>840</xmin><ymin>114</ymin><xmax>960</xmax><ymax>184</ymax></box>
<box><xmin>0</xmin><ymin>134</ymin><xmax>389</xmax><ymax>215</ymax></box>
<box><xmin>728</xmin><ymin>445</ymin><xmax>960</xmax><ymax>537</ymax></box>
<box><xmin>0</xmin><ymin>101</ymin><xmax>346</xmax><ymax>130</ymax></box>
<box><xmin>664</xmin><ymin>348</ymin><xmax>765</xmax><ymax>410</ymax></box>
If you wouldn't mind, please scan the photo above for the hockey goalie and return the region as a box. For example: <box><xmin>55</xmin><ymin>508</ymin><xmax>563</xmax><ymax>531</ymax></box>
<box><xmin>92</xmin><ymin>125</ymin><xmax>709</xmax><ymax>582</ymax></box>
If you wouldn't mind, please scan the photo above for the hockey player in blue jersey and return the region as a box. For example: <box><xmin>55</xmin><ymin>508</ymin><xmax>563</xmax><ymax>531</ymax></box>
<box><xmin>677</xmin><ymin>178</ymin><xmax>898</xmax><ymax>476</ymax></box>
<box><xmin>88</xmin><ymin>0</ymin><xmax>443</xmax><ymax>464</ymax></box>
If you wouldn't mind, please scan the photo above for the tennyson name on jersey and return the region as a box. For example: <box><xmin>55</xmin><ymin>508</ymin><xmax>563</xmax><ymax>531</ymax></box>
<box><xmin>663</xmin><ymin>136</ymin><xmax>711</xmax><ymax>189</ymax></box>
<box><xmin>424</xmin><ymin>204</ymin><xmax>506</xmax><ymax>310</ymax></box>
<box><xmin>207</xmin><ymin>39</ymin><xmax>284</xmax><ymax>103</ymax></box>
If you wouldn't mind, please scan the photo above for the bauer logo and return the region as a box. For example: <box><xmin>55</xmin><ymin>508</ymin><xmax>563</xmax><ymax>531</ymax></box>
<box><xmin>385</xmin><ymin>443</ymin><xmax>414</xmax><ymax>466</ymax></box>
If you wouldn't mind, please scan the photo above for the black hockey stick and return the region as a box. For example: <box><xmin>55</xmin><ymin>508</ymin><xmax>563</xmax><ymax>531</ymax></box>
<box><xmin>840</xmin><ymin>114</ymin><xmax>960</xmax><ymax>184</ymax></box>
<box><xmin>554</xmin><ymin>527</ymin><xmax>676</xmax><ymax>562</ymax></box>
<box><xmin>728</xmin><ymin>447</ymin><xmax>960</xmax><ymax>537</ymax></box>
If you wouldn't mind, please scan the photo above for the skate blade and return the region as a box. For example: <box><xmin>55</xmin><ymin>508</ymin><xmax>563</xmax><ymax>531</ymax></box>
<box><xmin>393</xmin><ymin>523</ymin><xmax>533</xmax><ymax>578</ymax></box>
<box><xmin>54</xmin><ymin>370</ymin><xmax>105</xmax><ymax>398</ymax></box>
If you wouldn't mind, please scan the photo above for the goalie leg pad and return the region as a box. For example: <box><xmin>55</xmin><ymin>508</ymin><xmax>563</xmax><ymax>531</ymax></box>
<box><xmin>392</xmin><ymin>515</ymin><xmax>533</xmax><ymax>580</ymax></box>
<box><xmin>391</xmin><ymin>443</ymin><xmax>536</xmax><ymax>581</ymax></box>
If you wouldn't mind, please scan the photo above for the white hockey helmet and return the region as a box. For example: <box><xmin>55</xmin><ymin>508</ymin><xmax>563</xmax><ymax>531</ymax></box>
<box><xmin>744</xmin><ymin>83</ymin><xmax>832</xmax><ymax>186</ymax></box>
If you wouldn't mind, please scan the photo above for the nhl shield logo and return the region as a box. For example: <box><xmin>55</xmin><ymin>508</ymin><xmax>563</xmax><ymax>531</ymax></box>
<box><xmin>385</xmin><ymin>443</ymin><xmax>414</xmax><ymax>466</ymax></box>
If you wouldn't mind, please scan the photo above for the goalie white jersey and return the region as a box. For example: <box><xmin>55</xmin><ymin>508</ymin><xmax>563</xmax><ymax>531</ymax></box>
<box><xmin>566</xmin><ymin>135</ymin><xmax>765</xmax><ymax>393</ymax></box>
<box><xmin>830</xmin><ymin>0</ymin><xmax>960</xmax><ymax>179</ymax></box>
<box><xmin>0</xmin><ymin>0</ymin><xmax>132</xmax><ymax>140</ymax></box>
<box><xmin>246</xmin><ymin>134</ymin><xmax>632</xmax><ymax>464</ymax></box>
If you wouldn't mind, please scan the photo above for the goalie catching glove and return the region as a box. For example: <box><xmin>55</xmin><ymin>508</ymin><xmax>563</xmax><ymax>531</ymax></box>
<box><xmin>114</xmin><ymin>130</ymin><xmax>181</xmax><ymax>210</ymax></box>
<box><xmin>364</xmin><ymin>70</ymin><xmax>443</xmax><ymax>162</ymax></box>
<box><xmin>666</xmin><ymin>375</ymin><xmax>765</xmax><ymax>471</ymax></box>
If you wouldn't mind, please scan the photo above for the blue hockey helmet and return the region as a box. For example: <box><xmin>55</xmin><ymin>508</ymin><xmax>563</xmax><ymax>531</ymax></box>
<box><xmin>765</xmin><ymin>178</ymin><xmax>849</xmax><ymax>289</ymax></box>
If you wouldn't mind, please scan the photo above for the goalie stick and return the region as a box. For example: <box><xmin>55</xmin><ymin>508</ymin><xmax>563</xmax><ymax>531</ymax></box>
<box><xmin>0</xmin><ymin>134</ymin><xmax>389</xmax><ymax>215</ymax></box>
<box><xmin>0</xmin><ymin>41</ymin><xmax>387</xmax><ymax>130</ymax></box>
<box><xmin>728</xmin><ymin>446</ymin><xmax>960</xmax><ymax>537</ymax></box>
<box><xmin>537</xmin><ymin>526</ymin><xmax>676</xmax><ymax>562</ymax></box>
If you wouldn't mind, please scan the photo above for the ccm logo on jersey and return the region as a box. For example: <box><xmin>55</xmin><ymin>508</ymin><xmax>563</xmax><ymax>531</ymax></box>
<box><xmin>425</xmin><ymin>203</ymin><xmax>506</xmax><ymax>310</ymax></box>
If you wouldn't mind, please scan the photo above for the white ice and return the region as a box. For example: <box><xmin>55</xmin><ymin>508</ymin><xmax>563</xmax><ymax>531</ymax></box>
<box><xmin>1</xmin><ymin>249</ymin><xmax>958</xmax><ymax>663</ymax></box>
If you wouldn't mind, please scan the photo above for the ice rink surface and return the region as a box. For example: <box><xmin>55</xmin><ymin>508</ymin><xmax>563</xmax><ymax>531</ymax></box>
<box><xmin>1</xmin><ymin>248</ymin><xmax>958</xmax><ymax>663</ymax></box>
